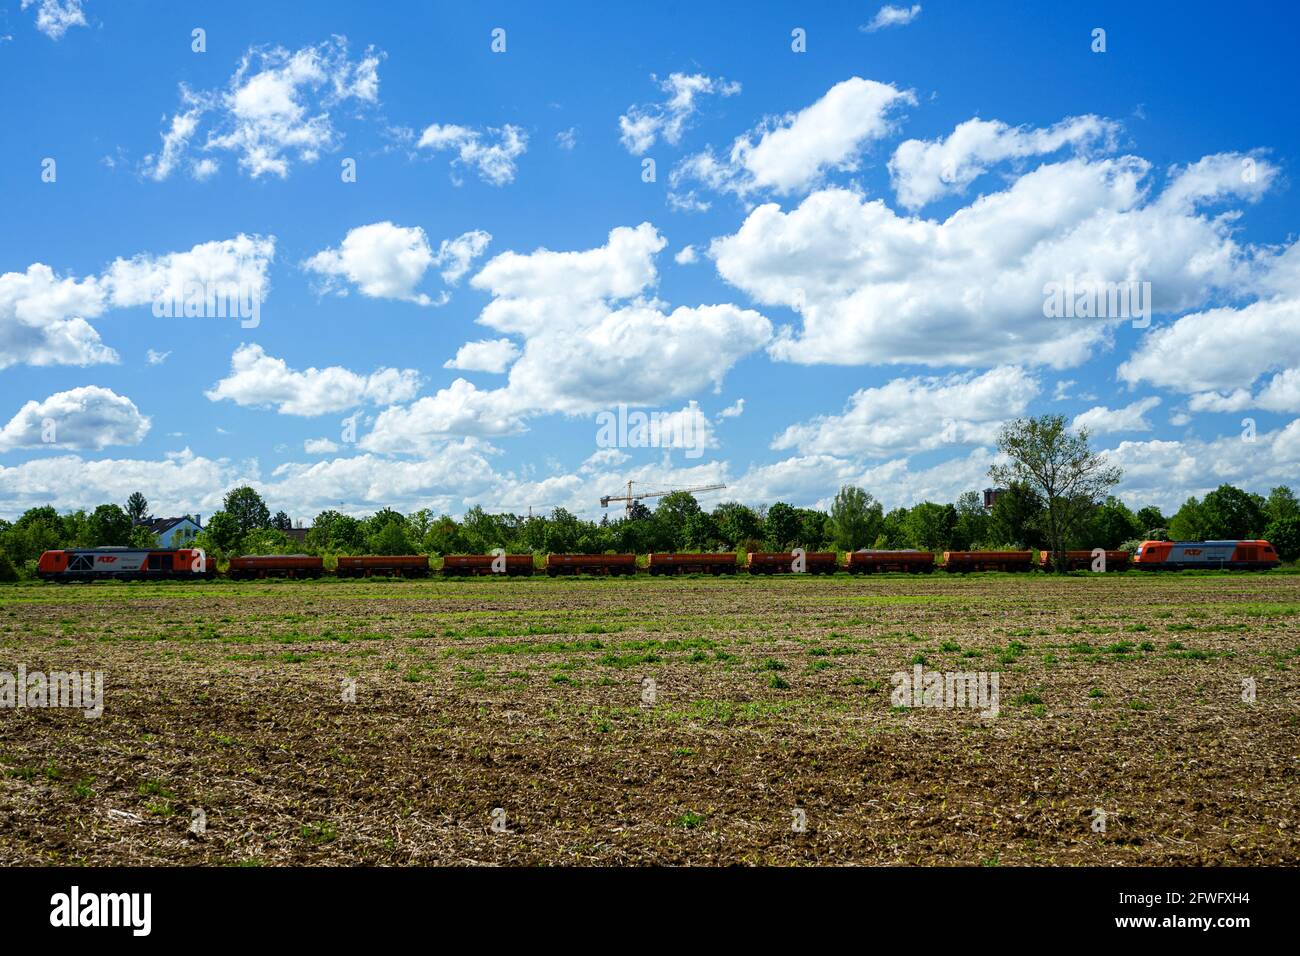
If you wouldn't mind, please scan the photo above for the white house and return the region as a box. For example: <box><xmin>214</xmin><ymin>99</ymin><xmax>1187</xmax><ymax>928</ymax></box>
<box><xmin>141</xmin><ymin>515</ymin><xmax>203</xmax><ymax>548</ymax></box>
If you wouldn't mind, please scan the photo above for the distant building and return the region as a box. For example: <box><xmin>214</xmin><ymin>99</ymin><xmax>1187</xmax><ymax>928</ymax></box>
<box><xmin>982</xmin><ymin>488</ymin><xmax>1005</xmax><ymax>510</ymax></box>
<box><xmin>140</xmin><ymin>515</ymin><xmax>203</xmax><ymax>548</ymax></box>
<box><xmin>285</xmin><ymin>525</ymin><xmax>311</xmax><ymax>545</ymax></box>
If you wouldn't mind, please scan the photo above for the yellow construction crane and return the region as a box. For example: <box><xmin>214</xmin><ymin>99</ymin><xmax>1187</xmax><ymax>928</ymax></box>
<box><xmin>600</xmin><ymin>481</ymin><xmax>727</xmax><ymax>514</ymax></box>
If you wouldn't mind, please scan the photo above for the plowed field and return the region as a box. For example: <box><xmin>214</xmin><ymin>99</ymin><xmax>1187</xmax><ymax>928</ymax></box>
<box><xmin>1</xmin><ymin>572</ymin><xmax>1296</xmax><ymax>865</ymax></box>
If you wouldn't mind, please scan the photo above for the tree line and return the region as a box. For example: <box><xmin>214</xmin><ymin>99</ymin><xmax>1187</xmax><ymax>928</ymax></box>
<box><xmin>2</xmin><ymin>417</ymin><xmax>1297</xmax><ymax>578</ymax></box>
<box><xmin>2</xmin><ymin>479</ymin><xmax>1297</xmax><ymax>580</ymax></box>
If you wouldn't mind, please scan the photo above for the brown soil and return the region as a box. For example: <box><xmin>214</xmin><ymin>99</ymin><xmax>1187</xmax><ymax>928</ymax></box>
<box><xmin>0</xmin><ymin>572</ymin><xmax>1296</xmax><ymax>865</ymax></box>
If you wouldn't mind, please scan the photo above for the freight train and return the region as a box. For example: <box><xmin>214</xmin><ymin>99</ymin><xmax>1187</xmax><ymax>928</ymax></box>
<box><xmin>34</xmin><ymin>539</ymin><xmax>1281</xmax><ymax>582</ymax></box>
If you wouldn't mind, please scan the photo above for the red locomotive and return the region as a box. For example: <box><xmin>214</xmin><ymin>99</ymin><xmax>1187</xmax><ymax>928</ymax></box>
<box><xmin>1132</xmin><ymin>540</ymin><xmax>1279</xmax><ymax>571</ymax></box>
<box><xmin>37</xmin><ymin>547</ymin><xmax>213</xmax><ymax>582</ymax></box>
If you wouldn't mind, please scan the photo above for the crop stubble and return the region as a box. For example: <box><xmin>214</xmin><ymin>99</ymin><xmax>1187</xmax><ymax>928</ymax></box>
<box><xmin>0</xmin><ymin>572</ymin><xmax>1296</xmax><ymax>865</ymax></box>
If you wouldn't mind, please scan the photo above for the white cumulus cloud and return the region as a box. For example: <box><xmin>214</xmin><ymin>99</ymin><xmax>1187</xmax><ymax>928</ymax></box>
<box><xmin>418</xmin><ymin>123</ymin><xmax>527</xmax><ymax>185</ymax></box>
<box><xmin>371</xmin><ymin>224</ymin><xmax>770</xmax><ymax>445</ymax></box>
<box><xmin>304</xmin><ymin>223</ymin><xmax>491</xmax><ymax>303</ymax></box>
<box><xmin>711</xmin><ymin>151</ymin><xmax>1274</xmax><ymax>369</ymax></box>
<box><xmin>889</xmin><ymin>114</ymin><xmax>1120</xmax><ymax>209</ymax></box>
<box><xmin>618</xmin><ymin>72</ymin><xmax>741</xmax><ymax>155</ymax></box>
<box><xmin>144</xmin><ymin>37</ymin><xmax>383</xmax><ymax>180</ymax></box>
<box><xmin>773</xmin><ymin>366</ymin><xmax>1038</xmax><ymax>458</ymax></box>
<box><xmin>861</xmin><ymin>4</ymin><xmax>922</xmax><ymax>32</ymax></box>
<box><xmin>0</xmin><ymin>386</ymin><xmax>150</xmax><ymax>451</ymax></box>
<box><xmin>205</xmin><ymin>343</ymin><xmax>421</xmax><ymax>416</ymax></box>
<box><xmin>1119</xmin><ymin>232</ymin><xmax>1300</xmax><ymax>411</ymax></box>
<box><xmin>304</xmin><ymin>437</ymin><xmax>340</xmax><ymax>454</ymax></box>
<box><xmin>670</xmin><ymin>77</ymin><xmax>915</xmax><ymax>204</ymax></box>
<box><xmin>1071</xmin><ymin>396</ymin><xmax>1161</xmax><ymax>434</ymax></box>
<box><xmin>0</xmin><ymin>234</ymin><xmax>273</xmax><ymax>371</ymax></box>
<box><xmin>443</xmin><ymin>338</ymin><xmax>520</xmax><ymax>374</ymax></box>
<box><xmin>22</xmin><ymin>0</ymin><xmax>86</xmax><ymax>40</ymax></box>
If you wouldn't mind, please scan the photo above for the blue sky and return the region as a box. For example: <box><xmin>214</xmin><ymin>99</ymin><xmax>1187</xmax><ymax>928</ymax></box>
<box><xmin>2</xmin><ymin>0</ymin><xmax>1298</xmax><ymax>523</ymax></box>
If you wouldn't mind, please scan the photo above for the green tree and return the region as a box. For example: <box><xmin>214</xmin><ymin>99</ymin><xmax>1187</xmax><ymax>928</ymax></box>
<box><xmin>763</xmin><ymin>502</ymin><xmax>800</xmax><ymax>550</ymax></box>
<box><xmin>515</xmin><ymin>514</ymin><xmax>550</xmax><ymax>554</ymax></box>
<box><xmin>543</xmin><ymin>508</ymin><xmax>582</xmax><ymax>553</ymax></box>
<box><xmin>1135</xmin><ymin>506</ymin><xmax>1167</xmax><ymax>535</ymax></box>
<box><xmin>62</xmin><ymin>510</ymin><xmax>90</xmax><ymax>548</ymax></box>
<box><xmin>903</xmin><ymin>502</ymin><xmax>957</xmax><ymax>551</ymax></box>
<box><xmin>1081</xmin><ymin>496</ymin><xmax>1141</xmax><ymax>549</ymax></box>
<box><xmin>795</xmin><ymin>508</ymin><xmax>829</xmax><ymax>549</ymax></box>
<box><xmin>7</xmin><ymin>506</ymin><xmax>65</xmax><ymax>562</ymax></box>
<box><xmin>369</xmin><ymin>519</ymin><xmax>414</xmax><ymax>555</ymax></box>
<box><xmin>654</xmin><ymin>493</ymin><xmax>701</xmax><ymax>550</ymax></box>
<box><xmin>240</xmin><ymin>528</ymin><xmax>294</xmax><ymax>554</ymax></box>
<box><xmin>128</xmin><ymin>525</ymin><xmax>159</xmax><ymax>549</ymax></box>
<box><xmin>306</xmin><ymin>510</ymin><xmax>365</xmax><ymax>554</ymax></box>
<box><xmin>614</xmin><ymin>511</ymin><xmax>657</xmax><ymax>554</ymax></box>
<box><xmin>199</xmin><ymin>510</ymin><xmax>242</xmax><ymax>554</ymax></box>
<box><xmin>1264</xmin><ymin>515</ymin><xmax>1300</xmax><ymax>562</ymax></box>
<box><xmin>460</xmin><ymin>505</ymin><xmax>513</xmax><ymax>551</ymax></box>
<box><xmin>712</xmin><ymin>502</ymin><xmax>761</xmax><ymax>548</ymax></box>
<box><xmin>406</xmin><ymin>509</ymin><xmax>435</xmax><ymax>544</ymax></box>
<box><xmin>424</xmin><ymin>515</ymin><xmax>471</xmax><ymax>555</ymax></box>
<box><xmin>125</xmin><ymin>491</ymin><xmax>150</xmax><ymax>524</ymax></box>
<box><xmin>1168</xmin><ymin>497</ymin><xmax>1206</xmax><ymax>541</ymax></box>
<box><xmin>1198</xmin><ymin>484</ymin><xmax>1267</xmax><ymax>539</ymax></box>
<box><xmin>953</xmin><ymin>491</ymin><xmax>990</xmax><ymax>550</ymax></box>
<box><xmin>272</xmin><ymin>510</ymin><xmax>293</xmax><ymax>532</ymax></box>
<box><xmin>989</xmin><ymin>416</ymin><xmax>1120</xmax><ymax>569</ymax></box>
<box><xmin>829</xmin><ymin>486</ymin><xmax>883</xmax><ymax>551</ymax></box>
<box><xmin>683</xmin><ymin>511</ymin><xmax>721</xmax><ymax>550</ymax></box>
<box><xmin>987</xmin><ymin>483</ymin><xmax>1045</xmax><ymax>549</ymax></box>
<box><xmin>878</xmin><ymin>507</ymin><xmax>910</xmax><ymax>548</ymax></box>
<box><xmin>223</xmin><ymin>486</ymin><xmax>271</xmax><ymax>537</ymax></box>
<box><xmin>363</xmin><ymin>509</ymin><xmax>410</xmax><ymax>554</ymax></box>
<box><xmin>1265</xmin><ymin>486</ymin><xmax>1300</xmax><ymax>524</ymax></box>
<box><xmin>85</xmin><ymin>504</ymin><xmax>133</xmax><ymax>547</ymax></box>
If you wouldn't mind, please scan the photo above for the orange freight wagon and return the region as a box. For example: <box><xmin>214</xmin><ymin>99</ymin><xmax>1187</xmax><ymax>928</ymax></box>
<box><xmin>441</xmin><ymin>554</ymin><xmax>535</xmax><ymax>576</ymax></box>
<box><xmin>940</xmin><ymin>551</ymin><xmax>1035</xmax><ymax>573</ymax></box>
<box><xmin>647</xmin><ymin>552</ymin><xmax>739</xmax><ymax>575</ymax></box>
<box><xmin>227</xmin><ymin>554</ymin><xmax>324</xmax><ymax>579</ymax></box>
<box><xmin>336</xmin><ymin>555</ymin><xmax>431</xmax><ymax>578</ymax></box>
<box><xmin>845</xmin><ymin>550</ymin><xmax>935</xmax><ymax>574</ymax></box>
<box><xmin>545</xmin><ymin>553</ymin><xmax>638</xmax><ymax>576</ymax></box>
<box><xmin>745</xmin><ymin>551</ymin><xmax>838</xmax><ymax>574</ymax></box>
<box><xmin>1037</xmin><ymin>550</ymin><xmax>1130</xmax><ymax>572</ymax></box>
